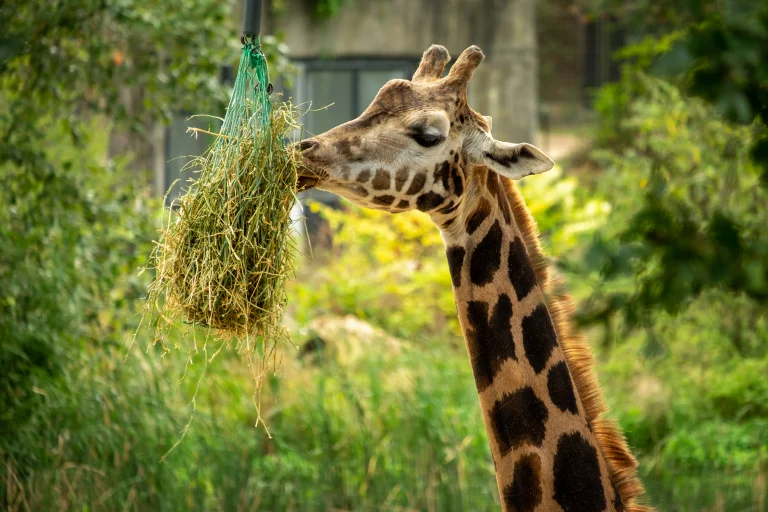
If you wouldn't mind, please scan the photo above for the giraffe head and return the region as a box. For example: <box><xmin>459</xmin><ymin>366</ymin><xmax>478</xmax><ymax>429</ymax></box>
<box><xmin>297</xmin><ymin>45</ymin><xmax>554</xmax><ymax>217</ymax></box>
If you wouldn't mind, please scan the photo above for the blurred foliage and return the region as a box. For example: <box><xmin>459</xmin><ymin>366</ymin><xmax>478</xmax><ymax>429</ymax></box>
<box><xmin>570</xmin><ymin>0</ymin><xmax>768</xmax><ymax>340</ymax></box>
<box><xmin>0</xmin><ymin>0</ymin><xmax>231</xmax><ymax>450</ymax></box>
<box><xmin>0</xmin><ymin>119</ymin><xmax>158</xmax><ymax>470</ymax></box>
<box><xmin>550</xmin><ymin>5</ymin><xmax>768</xmax><ymax>504</ymax></box>
<box><xmin>0</xmin><ymin>0</ymin><xmax>294</xmax><ymax>172</ymax></box>
<box><xmin>654</xmin><ymin>3</ymin><xmax>768</xmax><ymax>184</ymax></box>
<box><xmin>574</xmin><ymin>0</ymin><xmax>763</xmax><ymax>30</ymax></box>
<box><xmin>577</xmin><ymin>0</ymin><xmax>768</xmax><ymax>180</ymax></box>
<box><xmin>579</xmin><ymin>77</ymin><xmax>768</xmax><ymax>335</ymax></box>
<box><xmin>3</xmin><ymin>322</ymin><xmax>504</xmax><ymax>510</ymax></box>
<box><xmin>291</xmin><ymin>203</ymin><xmax>456</xmax><ymax>340</ymax></box>
<box><xmin>1</xmin><ymin>0</ymin><xmax>230</xmax><ymax>145</ymax></box>
<box><xmin>597</xmin><ymin>287</ymin><xmax>768</xmax><ymax>508</ymax></box>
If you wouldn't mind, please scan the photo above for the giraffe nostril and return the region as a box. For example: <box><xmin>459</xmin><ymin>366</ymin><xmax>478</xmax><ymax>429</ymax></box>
<box><xmin>297</xmin><ymin>139</ymin><xmax>319</xmax><ymax>152</ymax></box>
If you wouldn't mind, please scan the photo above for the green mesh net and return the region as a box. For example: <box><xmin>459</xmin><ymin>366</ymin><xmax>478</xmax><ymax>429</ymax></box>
<box><xmin>216</xmin><ymin>37</ymin><xmax>272</xmax><ymax>154</ymax></box>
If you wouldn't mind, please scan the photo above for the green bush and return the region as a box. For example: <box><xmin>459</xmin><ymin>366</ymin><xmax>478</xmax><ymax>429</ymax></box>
<box><xmin>0</xmin><ymin>120</ymin><xmax>157</xmax><ymax>460</ymax></box>
<box><xmin>578</xmin><ymin>76</ymin><xmax>768</xmax><ymax>331</ymax></box>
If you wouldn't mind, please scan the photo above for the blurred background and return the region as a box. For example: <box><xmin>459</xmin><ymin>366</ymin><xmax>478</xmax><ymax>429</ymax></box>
<box><xmin>2</xmin><ymin>0</ymin><xmax>767</xmax><ymax>510</ymax></box>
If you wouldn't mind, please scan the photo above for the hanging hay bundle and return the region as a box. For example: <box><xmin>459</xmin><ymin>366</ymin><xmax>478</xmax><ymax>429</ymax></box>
<box><xmin>144</xmin><ymin>33</ymin><xmax>305</xmax><ymax>357</ymax></box>
<box><xmin>148</xmin><ymin>104</ymin><xmax>300</xmax><ymax>341</ymax></box>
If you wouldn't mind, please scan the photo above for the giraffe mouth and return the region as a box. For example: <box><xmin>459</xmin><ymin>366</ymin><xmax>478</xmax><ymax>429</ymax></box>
<box><xmin>297</xmin><ymin>173</ymin><xmax>320</xmax><ymax>191</ymax></box>
<box><xmin>296</xmin><ymin>162</ymin><xmax>326</xmax><ymax>191</ymax></box>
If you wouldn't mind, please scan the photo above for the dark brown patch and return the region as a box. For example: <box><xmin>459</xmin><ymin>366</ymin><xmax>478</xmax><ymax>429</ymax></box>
<box><xmin>396</xmin><ymin>199</ymin><xmax>410</xmax><ymax>209</ymax></box>
<box><xmin>489</xmin><ymin>386</ymin><xmax>548</xmax><ymax>456</ymax></box>
<box><xmin>547</xmin><ymin>361</ymin><xmax>579</xmax><ymax>414</ymax></box>
<box><xmin>498</xmin><ymin>195</ymin><xmax>512</xmax><ymax>223</ymax></box>
<box><xmin>466</xmin><ymin>294</ymin><xmax>516</xmax><ymax>391</ymax></box>
<box><xmin>333</xmin><ymin>138</ymin><xmax>353</xmax><ymax>158</ymax></box>
<box><xmin>416</xmin><ymin>192</ymin><xmax>445</xmax><ymax>212</ymax></box>
<box><xmin>469</xmin><ymin>220</ymin><xmax>502</xmax><ymax>286</ymax></box>
<box><xmin>446</xmin><ymin>246</ymin><xmax>465</xmax><ymax>288</ymax></box>
<box><xmin>521</xmin><ymin>304</ymin><xmax>558</xmax><ymax>374</ymax></box>
<box><xmin>520</xmin><ymin>146</ymin><xmax>536</xmax><ymax>160</ymax></box>
<box><xmin>434</xmin><ymin>161</ymin><xmax>451</xmax><ymax>190</ymax></box>
<box><xmin>372</xmin><ymin>195</ymin><xmax>395</xmax><ymax>207</ymax></box>
<box><xmin>406</xmin><ymin>172</ymin><xmax>427</xmax><ymax>195</ymax></box>
<box><xmin>442</xmin><ymin>217</ymin><xmax>455</xmax><ymax>228</ymax></box>
<box><xmin>466</xmin><ymin>198</ymin><xmax>491</xmax><ymax>235</ymax></box>
<box><xmin>459</xmin><ymin>114</ymin><xmax>466</xmax><ymax>123</ymax></box>
<box><xmin>454</xmin><ymin>153</ymin><xmax>459</xmax><ymax>163</ymax></box>
<box><xmin>486</xmin><ymin>173</ymin><xmax>511</xmax><ymax>223</ymax></box>
<box><xmin>508</xmin><ymin>237</ymin><xmax>537</xmax><ymax>300</ymax></box>
<box><xmin>395</xmin><ymin>167</ymin><xmax>409</xmax><ymax>191</ymax></box>
<box><xmin>503</xmin><ymin>453</ymin><xmax>543</xmax><ymax>512</ymax></box>
<box><xmin>357</xmin><ymin>169</ymin><xmax>372</xmax><ymax>183</ymax></box>
<box><xmin>486</xmin><ymin>171</ymin><xmax>501</xmax><ymax>197</ymax></box>
<box><xmin>451</xmin><ymin>166</ymin><xmax>464</xmax><ymax>196</ymax></box>
<box><xmin>553</xmin><ymin>433</ymin><xmax>607</xmax><ymax>512</ymax></box>
<box><xmin>372</xmin><ymin>169</ymin><xmax>391</xmax><ymax>190</ymax></box>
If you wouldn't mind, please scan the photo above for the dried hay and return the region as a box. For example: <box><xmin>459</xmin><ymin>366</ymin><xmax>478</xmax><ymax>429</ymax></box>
<box><xmin>144</xmin><ymin>101</ymin><xmax>303</xmax><ymax>361</ymax></box>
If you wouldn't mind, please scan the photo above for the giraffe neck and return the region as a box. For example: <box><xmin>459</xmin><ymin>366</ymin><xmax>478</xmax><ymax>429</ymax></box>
<box><xmin>438</xmin><ymin>172</ymin><xmax>623</xmax><ymax>512</ymax></box>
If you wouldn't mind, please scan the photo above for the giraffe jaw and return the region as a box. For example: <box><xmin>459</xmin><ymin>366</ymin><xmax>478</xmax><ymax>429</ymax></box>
<box><xmin>297</xmin><ymin>173</ymin><xmax>320</xmax><ymax>191</ymax></box>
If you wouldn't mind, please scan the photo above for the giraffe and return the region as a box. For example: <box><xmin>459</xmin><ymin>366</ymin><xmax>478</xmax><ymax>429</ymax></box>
<box><xmin>296</xmin><ymin>44</ymin><xmax>654</xmax><ymax>512</ymax></box>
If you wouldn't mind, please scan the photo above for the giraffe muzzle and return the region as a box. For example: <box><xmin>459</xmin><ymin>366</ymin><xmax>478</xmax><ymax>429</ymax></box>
<box><xmin>295</xmin><ymin>138</ymin><xmax>328</xmax><ymax>190</ymax></box>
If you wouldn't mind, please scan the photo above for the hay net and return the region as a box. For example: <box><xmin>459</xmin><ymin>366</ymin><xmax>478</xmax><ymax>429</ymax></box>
<box><xmin>145</xmin><ymin>34</ymin><xmax>300</xmax><ymax>352</ymax></box>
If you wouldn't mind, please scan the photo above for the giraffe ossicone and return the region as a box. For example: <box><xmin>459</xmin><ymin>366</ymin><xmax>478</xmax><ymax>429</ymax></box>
<box><xmin>297</xmin><ymin>44</ymin><xmax>653</xmax><ymax>512</ymax></box>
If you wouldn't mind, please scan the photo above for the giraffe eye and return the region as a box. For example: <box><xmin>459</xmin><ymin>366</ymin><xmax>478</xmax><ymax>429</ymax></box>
<box><xmin>411</xmin><ymin>132</ymin><xmax>444</xmax><ymax>148</ymax></box>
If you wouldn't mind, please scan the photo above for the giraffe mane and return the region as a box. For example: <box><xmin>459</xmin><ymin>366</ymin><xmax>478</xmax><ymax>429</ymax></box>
<box><xmin>501</xmin><ymin>177</ymin><xmax>655</xmax><ymax>512</ymax></box>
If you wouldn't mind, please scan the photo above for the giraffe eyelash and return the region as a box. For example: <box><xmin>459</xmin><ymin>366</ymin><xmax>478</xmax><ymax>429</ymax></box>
<box><xmin>410</xmin><ymin>132</ymin><xmax>445</xmax><ymax>148</ymax></box>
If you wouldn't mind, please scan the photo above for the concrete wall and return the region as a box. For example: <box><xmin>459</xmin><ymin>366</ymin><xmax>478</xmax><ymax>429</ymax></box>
<box><xmin>265</xmin><ymin>0</ymin><xmax>540</xmax><ymax>143</ymax></box>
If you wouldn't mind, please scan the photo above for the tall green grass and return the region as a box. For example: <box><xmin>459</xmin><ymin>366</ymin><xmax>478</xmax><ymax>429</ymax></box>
<box><xmin>4</xmin><ymin>326</ymin><xmax>766</xmax><ymax>511</ymax></box>
<box><xmin>3</xmin><ymin>336</ymin><xmax>502</xmax><ymax>511</ymax></box>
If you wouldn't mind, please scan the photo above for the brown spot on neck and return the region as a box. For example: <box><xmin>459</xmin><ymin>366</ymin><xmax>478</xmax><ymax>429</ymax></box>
<box><xmin>486</xmin><ymin>172</ymin><xmax>511</xmax><ymax>223</ymax></box>
<box><xmin>372</xmin><ymin>169</ymin><xmax>391</xmax><ymax>190</ymax></box>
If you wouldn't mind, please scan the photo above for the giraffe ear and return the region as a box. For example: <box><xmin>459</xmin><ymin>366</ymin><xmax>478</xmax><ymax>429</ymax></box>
<box><xmin>466</xmin><ymin>132</ymin><xmax>554</xmax><ymax>179</ymax></box>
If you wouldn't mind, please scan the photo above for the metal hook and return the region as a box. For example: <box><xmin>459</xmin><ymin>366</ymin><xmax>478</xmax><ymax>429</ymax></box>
<box><xmin>241</xmin><ymin>33</ymin><xmax>258</xmax><ymax>47</ymax></box>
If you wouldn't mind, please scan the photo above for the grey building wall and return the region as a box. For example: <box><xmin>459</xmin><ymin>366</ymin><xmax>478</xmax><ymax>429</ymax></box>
<box><xmin>265</xmin><ymin>0</ymin><xmax>539</xmax><ymax>144</ymax></box>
